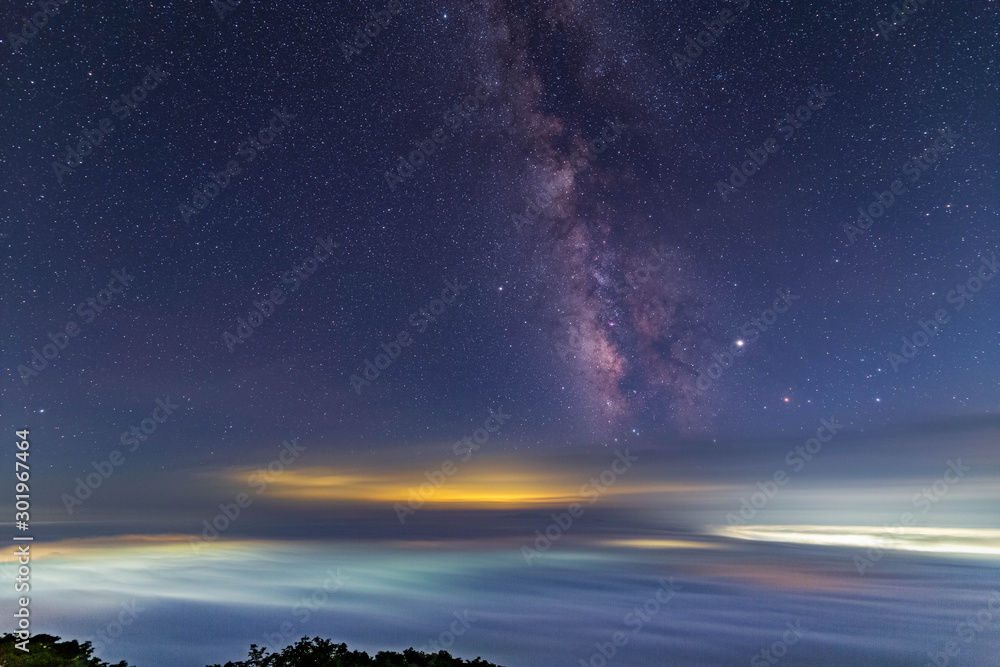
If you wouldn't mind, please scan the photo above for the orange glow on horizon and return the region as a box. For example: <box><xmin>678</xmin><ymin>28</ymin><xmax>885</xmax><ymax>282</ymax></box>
<box><xmin>222</xmin><ymin>465</ymin><xmax>726</xmax><ymax>508</ymax></box>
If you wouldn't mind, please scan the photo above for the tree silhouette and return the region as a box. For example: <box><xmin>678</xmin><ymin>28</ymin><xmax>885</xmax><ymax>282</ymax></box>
<box><xmin>207</xmin><ymin>636</ymin><xmax>504</xmax><ymax>667</ymax></box>
<box><xmin>0</xmin><ymin>634</ymin><xmax>502</xmax><ymax>667</ymax></box>
<box><xmin>0</xmin><ymin>633</ymin><xmax>130</xmax><ymax>666</ymax></box>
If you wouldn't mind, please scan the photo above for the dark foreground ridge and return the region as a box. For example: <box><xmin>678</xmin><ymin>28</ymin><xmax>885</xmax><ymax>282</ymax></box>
<box><xmin>0</xmin><ymin>634</ymin><xmax>505</xmax><ymax>666</ymax></box>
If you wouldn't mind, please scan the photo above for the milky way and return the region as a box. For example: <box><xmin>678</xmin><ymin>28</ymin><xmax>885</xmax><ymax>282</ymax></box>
<box><xmin>454</xmin><ymin>0</ymin><xmax>717</xmax><ymax>432</ymax></box>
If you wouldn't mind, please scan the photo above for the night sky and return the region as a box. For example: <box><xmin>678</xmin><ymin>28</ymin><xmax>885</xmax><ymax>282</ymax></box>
<box><xmin>1</xmin><ymin>0</ymin><xmax>998</xmax><ymax>665</ymax></box>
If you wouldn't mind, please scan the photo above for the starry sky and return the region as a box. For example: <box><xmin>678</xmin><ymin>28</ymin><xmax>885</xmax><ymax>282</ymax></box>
<box><xmin>1</xmin><ymin>0</ymin><xmax>998</xmax><ymax>665</ymax></box>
